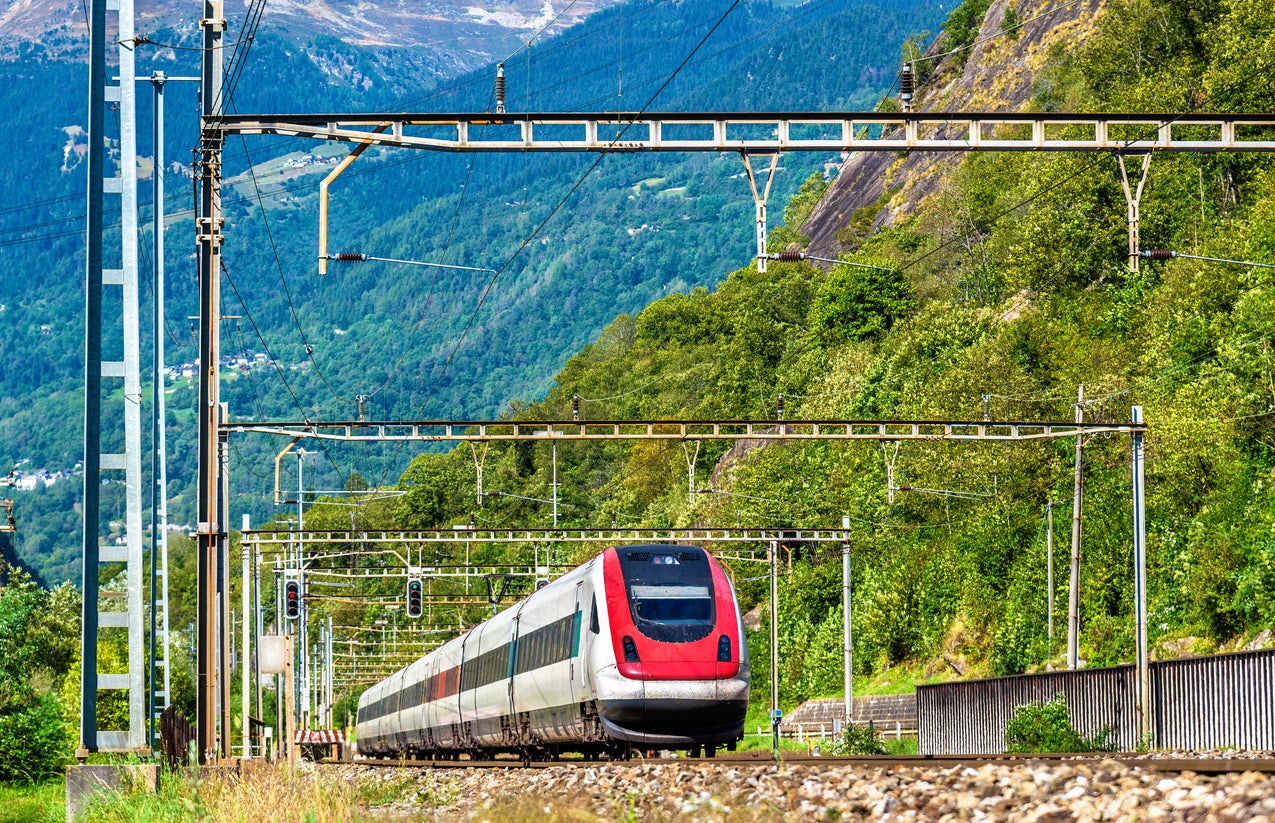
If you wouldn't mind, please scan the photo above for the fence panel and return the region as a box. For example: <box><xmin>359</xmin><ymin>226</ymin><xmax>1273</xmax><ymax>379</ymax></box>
<box><xmin>918</xmin><ymin>649</ymin><xmax>1275</xmax><ymax>754</ymax></box>
<box><xmin>1154</xmin><ymin>649</ymin><xmax>1275</xmax><ymax>751</ymax></box>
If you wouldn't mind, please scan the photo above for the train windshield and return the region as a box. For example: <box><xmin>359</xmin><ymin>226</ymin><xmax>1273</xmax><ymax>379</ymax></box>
<box><xmin>618</xmin><ymin>547</ymin><xmax>716</xmax><ymax>642</ymax></box>
<box><xmin>630</xmin><ymin>585</ymin><xmax>713</xmax><ymax>623</ymax></box>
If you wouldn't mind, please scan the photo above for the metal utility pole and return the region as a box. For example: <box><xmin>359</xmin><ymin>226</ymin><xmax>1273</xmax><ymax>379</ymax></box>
<box><xmin>147</xmin><ymin>70</ymin><xmax>173</xmax><ymax>753</ymax></box>
<box><xmin>841</xmin><ymin>516</ymin><xmax>853</xmax><ymax>728</ymax></box>
<box><xmin>1131</xmin><ymin>406</ymin><xmax>1150</xmax><ymax>741</ymax></box>
<box><xmin>742</xmin><ymin>153</ymin><xmax>779</xmax><ymax>273</ymax></box>
<box><xmin>1117</xmin><ymin>153</ymin><xmax>1153</xmax><ymax>274</ymax></box>
<box><xmin>769</xmin><ymin>539</ymin><xmax>780</xmax><ymax>754</ymax></box>
<box><xmin>241</xmin><ymin>514</ymin><xmax>251</xmax><ymax>758</ymax></box>
<box><xmin>254</xmin><ymin>542</ymin><xmax>263</xmax><ymax>747</ymax></box>
<box><xmin>81</xmin><ymin>0</ymin><xmax>145</xmax><ymax>756</ymax></box>
<box><xmin>1046</xmin><ymin>501</ymin><xmax>1054</xmax><ymax>654</ymax></box>
<box><xmin>79</xmin><ymin>0</ymin><xmax>106</xmax><ymax>758</ymax></box>
<box><xmin>196</xmin><ymin>0</ymin><xmax>226</xmax><ymax>764</ymax></box>
<box><xmin>1067</xmin><ymin>385</ymin><xmax>1084</xmax><ymax>670</ymax></box>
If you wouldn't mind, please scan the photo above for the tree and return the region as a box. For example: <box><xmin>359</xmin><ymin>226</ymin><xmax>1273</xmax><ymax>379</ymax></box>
<box><xmin>809</xmin><ymin>261</ymin><xmax>915</xmax><ymax>344</ymax></box>
<box><xmin>0</xmin><ymin>570</ymin><xmax>74</xmax><ymax>783</ymax></box>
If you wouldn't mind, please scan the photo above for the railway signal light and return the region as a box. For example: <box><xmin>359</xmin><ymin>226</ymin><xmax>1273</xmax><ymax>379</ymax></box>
<box><xmin>406</xmin><ymin>577</ymin><xmax>423</xmax><ymax>618</ymax></box>
<box><xmin>284</xmin><ymin>579</ymin><xmax>301</xmax><ymax>619</ymax></box>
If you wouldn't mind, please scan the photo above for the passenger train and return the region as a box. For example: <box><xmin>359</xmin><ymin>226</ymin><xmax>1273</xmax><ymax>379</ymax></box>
<box><xmin>355</xmin><ymin>544</ymin><xmax>749</xmax><ymax>759</ymax></box>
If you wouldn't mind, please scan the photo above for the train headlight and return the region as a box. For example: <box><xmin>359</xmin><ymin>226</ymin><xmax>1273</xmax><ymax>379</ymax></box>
<box><xmin>717</xmin><ymin>634</ymin><xmax>731</xmax><ymax>662</ymax></box>
<box><xmin>622</xmin><ymin>635</ymin><xmax>640</xmax><ymax>662</ymax></box>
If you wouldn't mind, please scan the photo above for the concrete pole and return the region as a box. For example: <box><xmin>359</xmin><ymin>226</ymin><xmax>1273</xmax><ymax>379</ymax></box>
<box><xmin>1068</xmin><ymin>385</ymin><xmax>1084</xmax><ymax>670</ymax></box>
<box><xmin>1131</xmin><ymin>406</ymin><xmax>1150</xmax><ymax>742</ymax></box>
<box><xmin>841</xmin><ymin>516</ymin><xmax>853</xmax><ymax>727</ymax></box>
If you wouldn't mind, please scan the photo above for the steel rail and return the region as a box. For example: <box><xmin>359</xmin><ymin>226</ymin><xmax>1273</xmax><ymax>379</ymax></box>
<box><xmin>210</xmin><ymin>110</ymin><xmax>1275</xmax><ymax>153</ymax></box>
<box><xmin>332</xmin><ymin>753</ymin><xmax>1275</xmax><ymax>774</ymax></box>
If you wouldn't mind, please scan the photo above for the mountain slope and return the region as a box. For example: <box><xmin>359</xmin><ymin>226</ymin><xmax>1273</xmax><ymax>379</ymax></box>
<box><xmin>368</xmin><ymin>0</ymin><xmax>1275</xmax><ymax>703</ymax></box>
<box><xmin>0</xmin><ymin>0</ymin><xmax>947</xmax><ymax>584</ymax></box>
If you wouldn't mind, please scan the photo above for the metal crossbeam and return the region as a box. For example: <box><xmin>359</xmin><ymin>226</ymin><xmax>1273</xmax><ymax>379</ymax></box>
<box><xmin>225</xmin><ymin>418</ymin><xmax>1141</xmax><ymax>443</ymax></box>
<box><xmin>212</xmin><ymin>111</ymin><xmax>1275</xmax><ymax>153</ymax></box>
<box><xmin>214</xmin><ymin>109</ymin><xmax>1275</xmax><ymax>153</ymax></box>
<box><xmin>245</xmin><ymin>527</ymin><xmax>852</xmax><ymax>546</ymax></box>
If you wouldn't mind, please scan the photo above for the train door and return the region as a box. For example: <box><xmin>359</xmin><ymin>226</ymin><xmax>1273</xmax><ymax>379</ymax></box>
<box><xmin>571</xmin><ymin>581</ymin><xmax>584</xmax><ymax>705</ymax></box>
<box><xmin>458</xmin><ymin>632</ymin><xmax>473</xmax><ymax>744</ymax></box>
<box><xmin>508</xmin><ymin>604</ymin><xmax>522</xmax><ymax>723</ymax></box>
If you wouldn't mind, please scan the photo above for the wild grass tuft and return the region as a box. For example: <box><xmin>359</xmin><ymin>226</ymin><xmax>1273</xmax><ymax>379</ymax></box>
<box><xmin>74</xmin><ymin>765</ymin><xmax>396</xmax><ymax>823</ymax></box>
<box><xmin>0</xmin><ymin>781</ymin><xmax>65</xmax><ymax>823</ymax></box>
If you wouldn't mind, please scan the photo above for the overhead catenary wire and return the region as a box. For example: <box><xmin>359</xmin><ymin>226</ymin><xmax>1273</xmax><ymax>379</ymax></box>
<box><xmin>407</xmin><ymin>0</ymin><xmax>746</xmax><ymax>421</ymax></box>
<box><xmin>235</xmin><ymin>131</ymin><xmax>354</xmax><ymax>407</ymax></box>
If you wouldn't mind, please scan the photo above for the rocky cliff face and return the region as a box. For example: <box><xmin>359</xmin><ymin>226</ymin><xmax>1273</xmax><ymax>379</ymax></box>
<box><xmin>803</xmin><ymin>0</ymin><xmax>1105</xmax><ymax>259</ymax></box>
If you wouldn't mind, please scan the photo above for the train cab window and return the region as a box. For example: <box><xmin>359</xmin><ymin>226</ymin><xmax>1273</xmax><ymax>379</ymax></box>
<box><xmin>631</xmin><ymin>585</ymin><xmax>712</xmax><ymax>622</ymax></box>
<box><xmin>590</xmin><ymin>595</ymin><xmax>600</xmax><ymax>634</ymax></box>
<box><xmin>619</xmin><ymin>546</ymin><xmax>716</xmax><ymax>642</ymax></box>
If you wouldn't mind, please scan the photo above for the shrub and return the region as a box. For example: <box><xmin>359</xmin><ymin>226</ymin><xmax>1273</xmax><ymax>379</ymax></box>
<box><xmin>1003</xmin><ymin>693</ymin><xmax>1115</xmax><ymax>754</ymax></box>
<box><xmin>809</xmin><ymin>261</ymin><xmax>914</xmax><ymax>344</ymax></box>
<box><xmin>0</xmin><ymin>695</ymin><xmax>70</xmax><ymax>784</ymax></box>
<box><xmin>827</xmin><ymin>723</ymin><xmax>887</xmax><ymax>756</ymax></box>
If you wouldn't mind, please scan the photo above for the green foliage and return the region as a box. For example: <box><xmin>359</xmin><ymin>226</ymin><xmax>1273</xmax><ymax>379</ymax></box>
<box><xmin>809</xmin><ymin>261</ymin><xmax>915</xmax><ymax>344</ymax></box>
<box><xmin>1004</xmin><ymin>694</ymin><xmax>1115</xmax><ymax>754</ymax></box>
<box><xmin>902</xmin><ymin>31</ymin><xmax>935</xmax><ymax>85</ymax></box>
<box><xmin>942</xmin><ymin>0</ymin><xmax>993</xmax><ymax>63</ymax></box>
<box><xmin>1001</xmin><ymin>4</ymin><xmax>1021</xmax><ymax>39</ymax></box>
<box><xmin>0</xmin><ymin>696</ymin><xmax>69</xmax><ymax>784</ymax></box>
<box><xmin>827</xmin><ymin>723</ymin><xmax>888</xmax><ymax>756</ymax></box>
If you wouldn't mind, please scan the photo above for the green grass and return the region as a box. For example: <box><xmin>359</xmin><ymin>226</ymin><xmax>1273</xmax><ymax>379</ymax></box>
<box><xmin>735</xmin><ymin>734</ymin><xmax>809</xmax><ymax>755</ymax></box>
<box><xmin>0</xmin><ymin>781</ymin><xmax>65</xmax><ymax>823</ymax></box>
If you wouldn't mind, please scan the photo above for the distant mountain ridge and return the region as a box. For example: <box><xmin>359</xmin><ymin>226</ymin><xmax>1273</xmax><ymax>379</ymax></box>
<box><xmin>0</xmin><ymin>0</ymin><xmax>621</xmax><ymax>66</ymax></box>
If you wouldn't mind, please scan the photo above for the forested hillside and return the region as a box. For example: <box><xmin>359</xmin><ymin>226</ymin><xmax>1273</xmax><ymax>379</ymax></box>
<box><xmin>0</xmin><ymin>0</ymin><xmax>945</xmax><ymax>584</ymax></box>
<box><xmin>345</xmin><ymin>0</ymin><xmax>1275</xmax><ymax>709</ymax></box>
<box><xmin>5</xmin><ymin>0</ymin><xmax>1274</xmax><ymax>769</ymax></box>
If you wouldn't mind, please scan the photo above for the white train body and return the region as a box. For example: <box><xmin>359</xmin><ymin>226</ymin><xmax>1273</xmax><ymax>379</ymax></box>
<box><xmin>356</xmin><ymin>544</ymin><xmax>750</xmax><ymax>756</ymax></box>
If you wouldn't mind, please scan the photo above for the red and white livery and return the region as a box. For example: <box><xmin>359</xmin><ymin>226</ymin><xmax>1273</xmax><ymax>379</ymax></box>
<box><xmin>356</xmin><ymin>544</ymin><xmax>750</xmax><ymax>758</ymax></box>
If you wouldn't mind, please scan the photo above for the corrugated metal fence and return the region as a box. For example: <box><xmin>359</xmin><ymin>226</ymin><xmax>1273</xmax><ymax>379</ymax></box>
<box><xmin>917</xmin><ymin>648</ymin><xmax>1275</xmax><ymax>754</ymax></box>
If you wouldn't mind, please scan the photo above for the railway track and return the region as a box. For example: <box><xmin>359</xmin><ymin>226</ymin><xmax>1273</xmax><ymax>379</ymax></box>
<box><xmin>331</xmin><ymin>751</ymin><xmax>1275</xmax><ymax>775</ymax></box>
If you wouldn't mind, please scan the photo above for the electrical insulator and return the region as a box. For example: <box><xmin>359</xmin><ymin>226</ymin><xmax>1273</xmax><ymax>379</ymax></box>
<box><xmin>775</xmin><ymin>250</ymin><xmax>804</xmax><ymax>263</ymax></box>
<box><xmin>284</xmin><ymin>579</ymin><xmax>301</xmax><ymax>619</ymax></box>
<box><xmin>406</xmin><ymin>577</ymin><xmax>423</xmax><ymax>618</ymax></box>
<box><xmin>1141</xmin><ymin>249</ymin><xmax>1176</xmax><ymax>261</ymax></box>
<box><xmin>572</xmin><ymin>394</ymin><xmax>580</xmax><ymax>421</ymax></box>
<box><xmin>495</xmin><ymin>63</ymin><xmax>507</xmax><ymax>114</ymax></box>
<box><xmin>334</xmin><ymin>252</ymin><xmax>366</xmax><ymax>261</ymax></box>
<box><xmin>899</xmin><ymin>63</ymin><xmax>914</xmax><ymax>110</ymax></box>
<box><xmin>777</xmin><ymin>393</ymin><xmax>785</xmax><ymax>421</ymax></box>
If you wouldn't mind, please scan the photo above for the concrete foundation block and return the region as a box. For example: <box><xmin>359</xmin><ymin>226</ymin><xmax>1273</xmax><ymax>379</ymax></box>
<box><xmin>65</xmin><ymin>764</ymin><xmax>159</xmax><ymax>822</ymax></box>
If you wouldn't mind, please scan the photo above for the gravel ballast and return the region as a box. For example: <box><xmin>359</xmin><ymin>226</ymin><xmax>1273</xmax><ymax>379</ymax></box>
<box><xmin>338</xmin><ymin>755</ymin><xmax>1275</xmax><ymax>821</ymax></box>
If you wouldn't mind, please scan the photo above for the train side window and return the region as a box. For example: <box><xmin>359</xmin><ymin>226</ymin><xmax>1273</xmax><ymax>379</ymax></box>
<box><xmin>590</xmin><ymin>595</ymin><xmax>600</xmax><ymax>634</ymax></box>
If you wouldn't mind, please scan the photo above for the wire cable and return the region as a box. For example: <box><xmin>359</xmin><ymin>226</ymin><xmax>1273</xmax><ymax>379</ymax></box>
<box><xmin>415</xmin><ymin>0</ymin><xmax>745</xmax><ymax>418</ymax></box>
